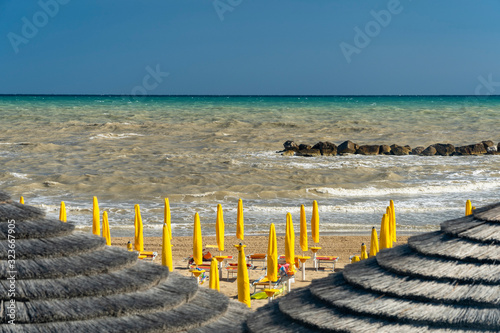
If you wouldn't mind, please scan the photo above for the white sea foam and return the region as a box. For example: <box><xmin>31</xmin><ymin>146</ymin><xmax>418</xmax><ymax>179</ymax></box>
<box><xmin>307</xmin><ymin>181</ymin><xmax>500</xmax><ymax>197</ymax></box>
<box><xmin>89</xmin><ymin>133</ymin><xmax>144</xmax><ymax>140</ymax></box>
<box><xmin>10</xmin><ymin>172</ymin><xmax>29</xmax><ymax>179</ymax></box>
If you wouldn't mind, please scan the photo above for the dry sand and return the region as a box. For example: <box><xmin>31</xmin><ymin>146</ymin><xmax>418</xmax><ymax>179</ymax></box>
<box><xmin>112</xmin><ymin>234</ymin><xmax>408</xmax><ymax>310</ymax></box>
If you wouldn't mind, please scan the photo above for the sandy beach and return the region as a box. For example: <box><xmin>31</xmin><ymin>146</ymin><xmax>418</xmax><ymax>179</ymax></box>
<box><xmin>112</xmin><ymin>234</ymin><xmax>409</xmax><ymax>309</ymax></box>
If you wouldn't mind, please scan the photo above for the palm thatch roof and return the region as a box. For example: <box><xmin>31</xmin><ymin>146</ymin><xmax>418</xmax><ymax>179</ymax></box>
<box><xmin>248</xmin><ymin>202</ymin><xmax>500</xmax><ymax>332</ymax></box>
<box><xmin>0</xmin><ymin>191</ymin><xmax>249</xmax><ymax>332</ymax></box>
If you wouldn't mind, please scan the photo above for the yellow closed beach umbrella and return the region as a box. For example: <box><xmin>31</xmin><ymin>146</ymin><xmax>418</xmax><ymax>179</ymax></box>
<box><xmin>237</xmin><ymin>198</ymin><xmax>244</xmax><ymax>240</ymax></box>
<box><xmin>311</xmin><ymin>200</ymin><xmax>319</xmax><ymax>243</ymax></box>
<box><xmin>370</xmin><ymin>227</ymin><xmax>379</xmax><ymax>257</ymax></box>
<box><xmin>285</xmin><ymin>213</ymin><xmax>296</xmax><ymax>274</ymax></box>
<box><xmin>59</xmin><ymin>201</ymin><xmax>67</xmax><ymax>222</ymax></box>
<box><xmin>102</xmin><ymin>211</ymin><xmax>111</xmax><ymax>246</ymax></box>
<box><xmin>209</xmin><ymin>258</ymin><xmax>220</xmax><ymax>291</ymax></box>
<box><xmin>162</xmin><ymin>222</ymin><xmax>173</xmax><ymax>271</ymax></box>
<box><xmin>193</xmin><ymin>212</ymin><xmax>203</xmax><ymax>266</ymax></box>
<box><xmin>466</xmin><ymin>200</ymin><xmax>472</xmax><ymax>216</ymax></box>
<box><xmin>390</xmin><ymin>200</ymin><xmax>397</xmax><ymax>243</ymax></box>
<box><xmin>20</xmin><ymin>196</ymin><xmax>24</xmax><ymax>204</ymax></box>
<box><xmin>235</xmin><ymin>244</ymin><xmax>251</xmax><ymax>308</ymax></box>
<box><xmin>379</xmin><ymin>213</ymin><xmax>391</xmax><ymax>250</ymax></box>
<box><xmin>165</xmin><ymin>198</ymin><xmax>172</xmax><ymax>240</ymax></box>
<box><xmin>134</xmin><ymin>204</ymin><xmax>144</xmax><ymax>252</ymax></box>
<box><xmin>360</xmin><ymin>243</ymin><xmax>368</xmax><ymax>260</ymax></box>
<box><xmin>386</xmin><ymin>206</ymin><xmax>393</xmax><ymax>247</ymax></box>
<box><xmin>300</xmin><ymin>205</ymin><xmax>308</xmax><ymax>252</ymax></box>
<box><xmin>216</xmin><ymin>204</ymin><xmax>225</xmax><ymax>252</ymax></box>
<box><xmin>267</xmin><ymin>223</ymin><xmax>278</xmax><ymax>282</ymax></box>
<box><xmin>92</xmin><ymin>196</ymin><xmax>100</xmax><ymax>236</ymax></box>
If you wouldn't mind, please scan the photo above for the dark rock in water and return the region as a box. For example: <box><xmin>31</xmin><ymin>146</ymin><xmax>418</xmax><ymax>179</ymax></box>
<box><xmin>421</xmin><ymin>146</ymin><xmax>437</xmax><ymax>156</ymax></box>
<box><xmin>295</xmin><ymin>149</ymin><xmax>321</xmax><ymax>157</ymax></box>
<box><xmin>468</xmin><ymin>143</ymin><xmax>487</xmax><ymax>155</ymax></box>
<box><xmin>312</xmin><ymin>141</ymin><xmax>337</xmax><ymax>156</ymax></box>
<box><xmin>390</xmin><ymin>144</ymin><xmax>411</xmax><ymax>155</ymax></box>
<box><xmin>282</xmin><ymin>150</ymin><xmax>295</xmax><ymax>156</ymax></box>
<box><xmin>356</xmin><ymin>145</ymin><xmax>380</xmax><ymax>155</ymax></box>
<box><xmin>411</xmin><ymin>146</ymin><xmax>425</xmax><ymax>155</ymax></box>
<box><xmin>338</xmin><ymin>141</ymin><xmax>357</xmax><ymax>154</ymax></box>
<box><xmin>298</xmin><ymin>144</ymin><xmax>312</xmax><ymax>150</ymax></box>
<box><xmin>483</xmin><ymin>140</ymin><xmax>495</xmax><ymax>149</ymax></box>
<box><xmin>283</xmin><ymin>140</ymin><xmax>299</xmax><ymax>151</ymax></box>
<box><xmin>434</xmin><ymin>143</ymin><xmax>455</xmax><ymax>156</ymax></box>
<box><xmin>454</xmin><ymin>143</ymin><xmax>487</xmax><ymax>155</ymax></box>
<box><xmin>379</xmin><ymin>145</ymin><xmax>391</xmax><ymax>155</ymax></box>
<box><xmin>454</xmin><ymin>146</ymin><xmax>470</xmax><ymax>155</ymax></box>
<box><xmin>498</xmin><ymin>142</ymin><xmax>500</xmax><ymax>151</ymax></box>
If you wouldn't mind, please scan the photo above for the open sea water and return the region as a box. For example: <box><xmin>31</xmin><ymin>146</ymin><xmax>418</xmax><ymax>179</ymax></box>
<box><xmin>0</xmin><ymin>95</ymin><xmax>499</xmax><ymax>237</ymax></box>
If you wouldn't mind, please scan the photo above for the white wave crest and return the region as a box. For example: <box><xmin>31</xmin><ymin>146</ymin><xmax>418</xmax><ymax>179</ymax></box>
<box><xmin>89</xmin><ymin>133</ymin><xmax>144</xmax><ymax>140</ymax></box>
<box><xmin>307</xmin><ymin>181</ymin><xmax>500</xmax><ymax>197</ymax></box>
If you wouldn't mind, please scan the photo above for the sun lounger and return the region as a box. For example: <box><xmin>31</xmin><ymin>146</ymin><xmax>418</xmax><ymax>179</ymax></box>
<box><xmin>138</xmin><ymin>251</ymin><xmax>158</xmax><ymax>261</ymax></box>
<box><xmin>225</xmin><ymin>262</ymin><xmax>254</xmax><ymax>280</ymax></box>
<box><xmin>315</xmin><ymin>256</ymin><xmax>339</xmax><ymax>271</ymax></box>
<box><xmin>246</xmin><ymin>253</ymin><xmax>266</xmax><ymax>267</ymax></box>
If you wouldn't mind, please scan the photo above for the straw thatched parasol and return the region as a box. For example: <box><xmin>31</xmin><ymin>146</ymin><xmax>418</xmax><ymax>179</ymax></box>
<box><xmin>248</xmin><ymin>201</ymin><xmax>500</xmax><ymax>332</ymax></box>
<box><xmin>0</xmin><ymin>190</ymin><xmax>249</xmax><ymax>332</ymax></box>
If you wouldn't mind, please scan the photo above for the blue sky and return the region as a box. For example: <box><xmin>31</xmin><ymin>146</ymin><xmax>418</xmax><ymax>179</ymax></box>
<box><xmin>1</xmin><ymin>0</ymin><xmax>499</xmax><ymax>95</ymax></box>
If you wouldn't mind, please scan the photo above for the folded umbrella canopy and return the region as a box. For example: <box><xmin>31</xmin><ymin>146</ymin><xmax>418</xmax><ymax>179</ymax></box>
<box><xmin>102</xmin><ymin>211</ymin><xmax>111</xmax><ymax>246</ymax></box>
<box><xmin>162</xmin><ymin>222</ymin><xmax>173</xmax><ymax>271</ymax></box>
<box><xmin>193</xmin><ymin>212</ymin><xmax>203</xmax><ymax>266</ymax></box>
<box><xmin>92</xmin><ymin>196</ymin><xmax>100</xmax><ymax>236</ymax></box>
<box><xmin>300</xmin><ymin>205</ymin><xmax>308</xmax><ymax>253</ymax></box>
<box><xmin>209</xmin><ymin>258</ymin><xmax>220</xmax><ymax>291</ymax></box>
<box><xmin>237</xmin><ymin>199</ymin><xmax>244</xmax><ymax>240</ymax></box>
<box><xmin>134</xmin><ymin>204</ymin><xmax>144</xmax><ymax>252</ymax></box>
<box><xmin>370</xmin><ymin>227</ymin><xmax>379</xmax><ymax>257</ymax></box>
<box><xmin>235</xmin><ymin>244</ymin><xmax>251</xmax><ymax>308</ymax></box>
<box><xmin>216</xmin><ymin>204</ymin><xmax>224</xmax><ymax>252</ymax></box>
<box><xmin>165</xmin><ymin>198</ymin><xmax>172</xmax><ymax>240</ymax></box>
<box><xmin>267</xmin><ymin>223</ymin><xmax>278</xmax><ymax>282</ymax></box>
<box><xmin>59</xmin><ymin>201</ymin><xmax>67</xmax><ymax>222</ymax></box>
<box><xmin>311</xmin><ymin>200</ymin><xmax>319</xmax><ymax>243</ymax></box>
<box><xmin>285</xmin><ymin>213</ymin><xmax>296</xmax><ymax>274</ymax></box>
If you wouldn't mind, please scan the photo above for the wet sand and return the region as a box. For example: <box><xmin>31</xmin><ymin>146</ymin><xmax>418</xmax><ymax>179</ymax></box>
<box><xmin>112</xmin><ymin>234</ymin><xmax>409</xmax><ymax>310</ymax></box>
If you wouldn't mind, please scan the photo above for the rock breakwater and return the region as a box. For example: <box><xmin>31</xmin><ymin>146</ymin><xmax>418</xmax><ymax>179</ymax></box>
<box><xmin>280</xmin><ymin>140</ymin><xmax>500</xmax><ymax>156</ymax></box>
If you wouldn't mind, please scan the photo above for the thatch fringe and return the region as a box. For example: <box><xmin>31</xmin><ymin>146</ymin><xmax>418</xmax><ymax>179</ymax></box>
<box><xmin>440</xmin><ymin>215</ymin><xmax>483</xmax><ymax>235</ymax></box>
<box><xmin>14</xmin><ymin>288</ymin><xmax>230</xmax><ymax>333</ymax></box>
<box><xmin>276</xmin><ymin>288</ymin><xmax>449</xmax><ymax>333</ymax></box>
<box><xmin>0</xmin><ymin>191</ymin><xmax>11</xmax><ymax>202</ymax></box>
<box><xmin>475</xmin><ymin>205</ymin><xmax>500</xmax><ymax>222</ymax></box>
<box><xmin>0</xmin><ymin>193</ymin><xmax>251</xmax><ymax>332</ymax></box>
<box><xmin>343</xmin><ymin>257</ymin><xmax>500</xmax><ymax>307</ymax></box>
<box><xmin>247</xmin><ymin>301</ymin><xmax>318</xmax><ymax>333</ymax></box>
<box><xmin>188</xmin><ymin>299</ymin><xmax>250</xmax><ymax>333</ymax></box>
<box><xmin>1</xmin><ymin>261</ymin><xmax>169</xmax><ymax>301</ymax></box>
<box><xmin>310</xmin><ymin>273</ymin><xmax>500</xmax><ymax>330</ymax></box>
<box><xmin>0</xmin><ymin>232</ymin><xmax>106</xmax><ymax>260</ymax></box>
<box><xmin>5</xmin><ymin>273</ymin><xmax>197</xmax><ymax>324</ymax></box>
<box><xmin>0</xmin><ymin>218</ymin><xmax>74</xmax><ymax>240</ymax></box>
<box><xmin>408</xmin><ymin>232</ymin><xmax>500</xmax><ymax>263</ymax></box>
<box><xmin>0</xmin><ymin>202</ymin><xmax>44</xmax><ymax>222</ymax></box>
<box><xmin>0</xmin><ymin>246</ymin><xmax>137</xmax><ymax>280</ymax></box>
<box><xmin>376</xmin><ymin>245</ymin><xmax>500</xmax><ymax>285</ymax></box>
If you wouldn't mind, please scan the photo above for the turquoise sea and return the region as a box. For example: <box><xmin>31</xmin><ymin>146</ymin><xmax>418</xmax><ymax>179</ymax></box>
<box><xmin>0</xmin><ymin>95</ymin><xmax>499</xmax><ymax>237</ymax></box>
